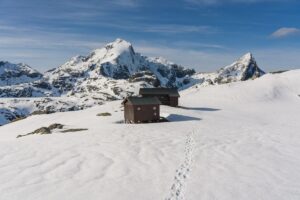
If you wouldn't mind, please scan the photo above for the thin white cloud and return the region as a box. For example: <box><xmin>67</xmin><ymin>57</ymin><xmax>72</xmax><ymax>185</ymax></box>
<box><xmin>0</xmin><ymin>24</ymin><xmax>19</xmax><ymax>31</ymax></box>
<box><xmin>270</xmin><ymin>27</ymin><xmax>300</xmax><ymax>38</ymax></box>
<box><xmin>93</xmin><ymin>22</ymin><xmax>216</xmax><ymax>34</ymax></box>
<box><xmin>171</xmin><ymin>41</ymin><xmax>226</xmax><ymax>49</ymax></box>
<box><xmin>112</xmin><ymin>0</ymin><xmax>139</xmax><ymax>7</ymax></box>
<box><xmin>185</xmin><ymin>0</ymin><xmax>285</xmax><ymax>5</ymax></box>
<box><xmin>143</xmin><ymin>24</ymin><xmax>214</xmax><ymax>34</ymax></box>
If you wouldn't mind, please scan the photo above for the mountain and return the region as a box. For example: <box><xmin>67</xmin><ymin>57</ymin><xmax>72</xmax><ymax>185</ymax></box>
<box><xmin>187</xmin><ymin>52</ymin><xmax>265</xmax><ymax>87</ymax></box>
<box><xmin>45</xmin><ymin>38</ymin><xmax>195</xmax><ymax>94</ymax></box>
<box><xmin>0</xmin><ymin>39</ymin><xmax>266</xmax><ymax>125</ymax></box>
<box><xmin>0</xmin><ymin>61</ymin><xmax>42</xmax><ymax>86</ymax></box>
<box><xmin>216</xmin><ymin>53</ymin><xmax>265</xmax><ymax>83</ymax></box>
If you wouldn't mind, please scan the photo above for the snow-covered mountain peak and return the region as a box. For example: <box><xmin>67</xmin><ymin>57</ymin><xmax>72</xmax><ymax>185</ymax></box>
<box><xmin>89</xmin><ymin>38</ymin><xmax>136</xmax><ymax>67</ymax></box>
<box><xmin>0</xmin><ymin>61</ymin><xmax>42</xmax><ymax>86</ymax></box>
<box><xmin>236</xmin><ymin>52</ymin><xmax>255</xmax><ymax>66</ymax></box>
<box><xmin>0</xmin><ymin>61</ymin><xmax>36</xmax><ymax>74</ymax></box>
<box><xmin>189</xmin><ymin>53</ymin><xmax>265</xmax><ymax>87</ymax></box>
<box><xmin>104</xmin><ymin>38</ymin><xmax>133</xmax><ymax>52</ymax></box>
<box><xmin>217</xmin><ymin>53</ymin><xmax>265</xmax><ymax>82</ymax></box>
<box><xmin>240</xmin><ymin>52</ymin><xmax>252</xmax><ymax>59</ymax></box>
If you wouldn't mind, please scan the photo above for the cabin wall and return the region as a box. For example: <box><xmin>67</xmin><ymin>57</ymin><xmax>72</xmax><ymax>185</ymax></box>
<box><xmin>124</xmin><ymin>104</ymin><xmax>135</xmax><ymax>123</ymax></box>
<box><xmin>133</xmin><ymin>104</ymin><xmax>160</xmax><ymax>123</ymax></box>
<box><xmin>169</xmin><ymin>97</ymin><xmax>178</xmax><ymax>107</ymax></box>
<box><xmin>141</xmin><ymin>94</ymin><xmax>178</xmax><ymax>107</ymax></box>
<box><xmin>141</xmin><ymin>94</ymin><xmax>170</xmax><ymax>105</ymax></box>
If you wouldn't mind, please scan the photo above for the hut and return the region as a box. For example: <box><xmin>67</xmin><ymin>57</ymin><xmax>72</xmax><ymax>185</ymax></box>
<box><xmin>122</xmin><ymin>96</ymin><xmax>161</xmax><ymax>123</ymax></box>
<box><xmin>139</xmin><ymin>88</ymin><xmax>180</xmax><ymax>107</ymax></box>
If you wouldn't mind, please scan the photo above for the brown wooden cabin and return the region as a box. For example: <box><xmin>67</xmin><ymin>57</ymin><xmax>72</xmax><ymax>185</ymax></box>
<box><xmin>122</xmin><ymin>96</ymin><xmax>161</xmax><ymax>123</ymax></box>
<box><xmin>139</xmin><ymin>88</ymin><xmax>180</xmax><ymax>107</ymax></box>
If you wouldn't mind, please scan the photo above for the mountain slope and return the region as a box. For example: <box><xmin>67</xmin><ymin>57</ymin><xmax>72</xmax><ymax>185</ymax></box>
<box><xmin>0</xmin><ymin>61</ymin><xmax>42</xmax><ymax>86</ymax></box>
<box><xmin>0</xmin><ymin>70</ymin><xmax>299</xmax><ymax>200</ymax></box>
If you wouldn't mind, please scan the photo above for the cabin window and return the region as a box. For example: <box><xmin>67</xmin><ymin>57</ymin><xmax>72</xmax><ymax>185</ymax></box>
<box><xmin>153</xmin><ymin>106</ymin><xmax>157</xmax><ymax>110</ymax></box>
<box><xmin>154</xmin><ymin>112</ymin><xmax>157</xmax><ymax>116</ymax></box>
<box><xmin>137</xmin><ymin>107</ymin><xmax>141</xmax><ymax>111</ymax></box>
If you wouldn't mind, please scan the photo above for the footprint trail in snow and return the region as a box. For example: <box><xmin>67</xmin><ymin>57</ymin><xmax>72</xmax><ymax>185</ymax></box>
<box><xmin>166</xmin><ymin>131</ymin><xmax>195</xmax><ymax>200</ymax></box>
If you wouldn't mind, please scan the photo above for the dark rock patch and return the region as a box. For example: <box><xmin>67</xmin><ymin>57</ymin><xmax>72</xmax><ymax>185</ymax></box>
<box><xmin>17</xmin><ymin>123</ymin><xmax>64</xmax><ymax>138</ymax></box>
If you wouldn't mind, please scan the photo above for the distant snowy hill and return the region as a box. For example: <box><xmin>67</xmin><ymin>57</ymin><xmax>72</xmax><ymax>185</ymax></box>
<box><xmin>0</xmin><ymin>39</ymin><xmax>265</xmax><ymax>125</ymax></box>
<box><xmin>0</xmin><ymin>61</ymin><xmax>42</xmax><ymax>86</ymax></box>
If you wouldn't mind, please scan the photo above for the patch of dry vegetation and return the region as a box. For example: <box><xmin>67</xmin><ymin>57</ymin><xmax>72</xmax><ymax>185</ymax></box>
<box><xmin>97</xmin><ymin>112</ymin><xmax>112</xmax><ymax>116</ymax></box>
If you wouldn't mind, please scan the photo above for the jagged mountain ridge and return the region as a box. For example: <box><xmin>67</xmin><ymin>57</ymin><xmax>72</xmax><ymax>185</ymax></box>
<box><xmin>0</xmin><ymin>39</ymin><xmax>265</xmax><ymax>99</ymax></box>
<box><xmin>45</xmin><ymin>38</ymin><xmax>195</xmax><ymax>94</ymax></box>
<box><xmin>0</xmin><ymin>39</ymin><xmax>265</xmax><ymax>125</ymax></box>
<box><xmin>0</xmin><ymin>39</ymin><xmax>196</xmax><ymax>98</ymax></box>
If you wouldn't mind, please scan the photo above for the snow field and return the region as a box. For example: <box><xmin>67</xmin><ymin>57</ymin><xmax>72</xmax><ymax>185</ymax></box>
<box><xmin>0</xmin><ymin>70</ymin><xmax>300</xmax><ymax>199</ymax></box>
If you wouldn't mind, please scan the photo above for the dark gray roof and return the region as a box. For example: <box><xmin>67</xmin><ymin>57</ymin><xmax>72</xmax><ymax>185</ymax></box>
<box><xmin>122</xmin><ymin>96</ymin><xmax>161</xmax><ymax>105</ymax></box>
<box><xmin>139</xmin><ymin>88</ymin><xmax>180</xmax><ymax>97</ymax></box>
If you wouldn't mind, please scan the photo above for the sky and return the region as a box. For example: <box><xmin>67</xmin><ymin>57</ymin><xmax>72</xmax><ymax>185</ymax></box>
<box><xmin>0</xmin><ymin>0</ymin><xmax>300</xmax><ymax>72</ymax></box>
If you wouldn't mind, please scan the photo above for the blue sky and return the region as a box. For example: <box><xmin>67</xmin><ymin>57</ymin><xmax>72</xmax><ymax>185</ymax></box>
<box><xmin>0</xmin><ymin>0</ymin><xmax>300</xmax><ymax>72</ymax></box>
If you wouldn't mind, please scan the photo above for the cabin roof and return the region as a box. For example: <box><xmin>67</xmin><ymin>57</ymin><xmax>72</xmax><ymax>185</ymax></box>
<box><xmin>122</xmin><ymin>96</ymin><xmax>161</xmax><ymax>105</ymax></box>
<box><xmin>139</xmin><ymin>88</ymin><xmax>180</xmax><ymax>97</ymax></box>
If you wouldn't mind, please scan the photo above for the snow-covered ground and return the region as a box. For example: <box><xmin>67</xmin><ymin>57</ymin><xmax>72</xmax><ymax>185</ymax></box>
<box><xmin>0</xmin><ymin>70</ymin><xmax>299</xmax><ymax>200</ymax></box>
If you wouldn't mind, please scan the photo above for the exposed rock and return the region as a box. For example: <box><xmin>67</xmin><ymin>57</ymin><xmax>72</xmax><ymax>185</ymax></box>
<box><xmin>48</xmin><ymin>123</ymin><xmax>64</xmax><ymax>130</ymax></box>
<box><xmin>17</xmin><ymin>127</ymin><xmax>51</xmax><ymax>138</ymax></box>
<box><xmin>97</xmin><ymin>112</ymin><xmax>112</xmax><ymax>116</ymax></box>
<box><xmin>16</xmin><ymin>123</ymin><xmax>64</xmax><ymax>138</ymax></box>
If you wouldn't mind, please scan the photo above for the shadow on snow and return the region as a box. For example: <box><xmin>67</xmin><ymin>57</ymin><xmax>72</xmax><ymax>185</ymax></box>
<box><xmin>178</xmin><ymin>106</ymin><xmax>221</xmax><ymax>112</ymax></box>
<box><xmin>166</xmin><ymin>114</ymin><xmax>201</xmax><ymax>122</ymax></box>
